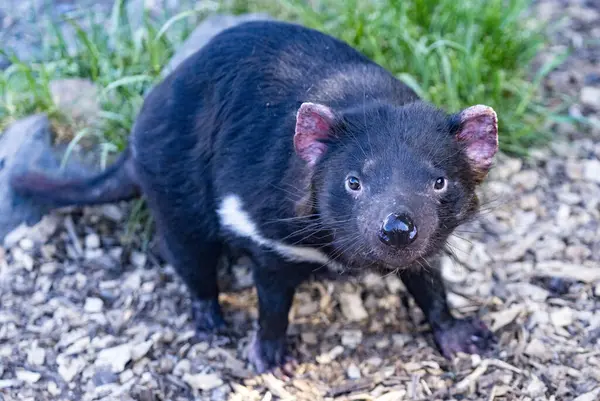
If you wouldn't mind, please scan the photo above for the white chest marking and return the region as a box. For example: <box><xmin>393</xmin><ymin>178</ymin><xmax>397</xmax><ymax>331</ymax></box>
<box><xmin>217</xmin><ymin>194</ymin><xmax>344</xmax><ymax>271</ymax></box>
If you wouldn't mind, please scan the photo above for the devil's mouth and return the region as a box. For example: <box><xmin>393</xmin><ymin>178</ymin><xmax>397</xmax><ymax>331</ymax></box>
<box><xmin>337</xmin><ymin>246</ymin><xmax>426</xmax><ymax>271</ymax></box>
<box><xmin>373</xmin><ymin>238</ymin><xmax>437</xmax><ymax>269</ymax></box>
<box><xmin>332</xmin><ymin>228</ymin><xmax>438</xmax><ymax>270</ymax></box>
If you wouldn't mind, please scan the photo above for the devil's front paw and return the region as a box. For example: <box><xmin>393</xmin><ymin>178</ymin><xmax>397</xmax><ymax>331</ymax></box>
<box><xmin>248</xmin><ymin>332</ymin><xmax>294</xmax><ymax>374</ymax></box>
<box><xmin>191</xmin><ymin>298</ymin><xmax>226</xmax><ymax>336</ymax></box>
<box><xmin>433</xmin><ymin>317</ymin><xmax>497</xmax><ymax>359</ymax></box>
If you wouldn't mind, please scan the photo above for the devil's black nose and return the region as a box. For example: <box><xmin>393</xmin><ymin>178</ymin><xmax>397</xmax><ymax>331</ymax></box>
<box><xmin>379</xmin><ymin>213</ymin><xmax>418</xmax><ymax>247</ymax></box>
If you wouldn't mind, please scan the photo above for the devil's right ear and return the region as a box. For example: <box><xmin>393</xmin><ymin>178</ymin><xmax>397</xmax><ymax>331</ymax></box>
<box><xmin>293</xmin><ymin>102</ymin><xmax>337</xmax><ymax>167</ymax></box>
<box><xmin>453</xmin><ymin>104</ymin><xmax>499</xmax><ymax>182</ymax></box>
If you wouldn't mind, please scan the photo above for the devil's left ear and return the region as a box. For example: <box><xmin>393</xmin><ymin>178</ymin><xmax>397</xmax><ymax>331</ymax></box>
<box><xmin>294</xmin><ymin>102</ymin><xmax>337</xmax><ymax>167</ymax></box>
<box><xmin>453</xmin><ymin>105</ymin><xmax>498</xmax><ymax>180</ymax></box>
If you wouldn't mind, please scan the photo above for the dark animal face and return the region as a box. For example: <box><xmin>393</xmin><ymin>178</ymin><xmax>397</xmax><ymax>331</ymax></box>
<box><xmin>294</xmin><ymin>101</ymin><xmax>497</xmax><ymax>269</ymax></box>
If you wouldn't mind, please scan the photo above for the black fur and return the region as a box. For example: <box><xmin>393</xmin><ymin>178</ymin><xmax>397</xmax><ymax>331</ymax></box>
<box><xmin>10</xmin><ymin>147</ymin><xmax>139</xmax><ymax>207</ymax></box>
<box><xmin>11</xmin><ymin>20</ymin><xmax>497</xmax><ymax>372</ymax></box>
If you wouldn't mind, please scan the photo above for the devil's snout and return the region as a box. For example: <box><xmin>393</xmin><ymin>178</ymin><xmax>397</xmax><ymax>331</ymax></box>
<box><xmin>378</xmin><ymin>212</ymin><xmax>418</xmax><ymax>248</ymax></box>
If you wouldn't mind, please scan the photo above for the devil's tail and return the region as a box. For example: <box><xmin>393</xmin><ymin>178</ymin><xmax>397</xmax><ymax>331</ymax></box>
<box><xmin>10</xmin><ymin>146</ymin><xmax>140</xmax><ymax>208</ymax></box>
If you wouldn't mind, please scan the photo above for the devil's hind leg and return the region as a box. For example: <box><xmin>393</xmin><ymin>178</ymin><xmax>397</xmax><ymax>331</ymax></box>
<box><xmin>158</xmin><ymin>225</ymin><xmax>226</xmax><ymax>332</ymax></box>
<box><xmin>135</xmin><ymin>155</ymin><xmax>226</xmax><ymax>334</ymax></box>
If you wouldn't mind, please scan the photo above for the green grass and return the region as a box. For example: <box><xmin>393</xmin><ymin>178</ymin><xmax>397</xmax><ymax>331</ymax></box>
<box><xmin>0</xmin><ymin>0</ymin><xmax>213</xmax><ymax>152</ymax></box>
<box><xmin>0</xmin><ymin>0</ymin><xmax>215</xmax><ymax>245</ymax></box>
<box><xmin>234</xmin><ymin>0</ymin><xmax>570</xmax><ymax>155</ymax></box>
<box><xmin>0</xmin><ymin>0</ymin><xmax>566</xmax><ymax>158</ymax></box>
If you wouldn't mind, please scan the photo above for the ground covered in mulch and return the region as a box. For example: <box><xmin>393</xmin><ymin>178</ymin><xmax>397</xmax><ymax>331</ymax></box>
<box><xmin>1</xmin><ymin>0</ymin><xmax>600</xmax><ymax>400</ymax></box>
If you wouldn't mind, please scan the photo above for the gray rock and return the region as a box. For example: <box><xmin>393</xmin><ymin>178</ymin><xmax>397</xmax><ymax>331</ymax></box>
<box><xmin>511</xmin><ymin>170</ymin><xmax>540</xmax><ymax>191</ymax></box>
<box><xmin>347</xmin><ymin>363</ymin><xmax>361</xmax><ymax>380</ymax></box>
<box><xmin>100</xmin><ymin>205</ymin><xmax>125</xmax><ymax>222</ymax></box>
<box><xmin>565</xmin><ymin>244</ymin><xmax>591</xmax><ymax>262</ymax></box>
<box><xmin>338</xmin><ymin>292</ymin><xmax>368</xmax><ymax>322</ymax></box>
<box><xmin>162</xmin><ymin>13</ymin><xmax>272</xmax><ymax>77</ymax></box>
<box><xmin>0</xmin><ymin>115</ymin><xmax>54</xmax><ymax>241</ymax></box>
<box><xmin>130</xmin><ymin>251</ymin><xmax>147</xmax><ymax>268</ymax></box>
<box><xmin>182</xmin><ymin>373</ymin><xmax>223</xmax><ymax>392</ymax></box>
<box><xmin>490</xmin><ymin>155</ymin><xmax>522</xmax><ymax>180</ymax></box>
<box><xmin>49</xmin><ymin>78</ymin><xmax>101</xmax><ymax>129</ymax></box>
<box><xmin>173</xmin><ymin>359</ymin><xmax>191</xmax><ymax>376</ymax></box>
<box><xmin>525</xmin><ymin>375</ymin><xmax>547</xmax><ymax>397</ymax></box>
<box><xmin>565</xmin><ymin>161</ymin><xmax>584</xmax><ymax>180</ymax></box>
<box><xmin>84</xmin><ymin>297</ymin><xmax>104</xmax><ymax>313</ymax></box>
<box><xmin>550</xmin><ymin>306</ymin><xmax>575</xmax><ymax>327</ymax></box>
<box><xmin>568</xmin><ymin>5</ymin><xmax>600</xmax><ymax>23</ymax></box>
<box><xmin>27</xmin><ymin>344</ymin><xmax>46</xmax><ymax>366</ymax></box>
<box><xmin>583</xmin><ymin>160</ymin><xmax>600</xmax><ymax>183</ymax></box>
<box><xmin>57</xmin><ymin>355</ymin><xmax>86</xmax><ymax>382</ymax></box>
<box><xmin>85</xmin><ymin>233</ymin><xmax>101</xmax><ymax>249</ymax></box>
<box><xmin>15</xmin><ymin>369</ymin><xmax>41</xmax><ymax>384</ymax></box>
<box><xmin>96</xmin><ymin>343</ymin><xmax>132</xmax><ymax>373</ymax></box>
<box><xmin>92</xmin><ymin>369</ymin><xmax>119</xmax><ymax>386</ymax></box>
<box><xmin>131</xmin><ymin>340</ymin><xmax>153</xmax><ymax>362</ymax></box>
<box><xmin>506</xmin><ymin>282</ymin><xmax>549</xmax><ymax>302</ymax></box>
<box><xmin>574</xmin><ymin>388</ymin><xmax>600</xmax><ymax>401</ymax></box>
<box><xmin>47</xmin><ymin>381</ymin><xmax>61</xmax><ymax>397</ymax></box>
<box><xmin>524</xmin><ymin>338</ymin><xmax>552</xmax><ymax>362</ymax></box>
<box><xmin>534</xmin><ymin>235</ymin><xmax>566</xmax><ymax>261</ymax></box>
<box><xmin>340</xmin><ymin>330</ymin><xmax>363</xmax><ymax>349</ymax></box>
<box><xmin>362</xmin><ymin>272</ymin><xmax>386</xmax><ymax>290</ymax></box>
<box><xmin>0</xmin><ymin>114</ymin><xmax>106</xmax><ymax>242</ymax></box>
<box><xmin>581</xmin><ymin>86</ymin><xmax>600</xmax><ymax>110</ymax></box>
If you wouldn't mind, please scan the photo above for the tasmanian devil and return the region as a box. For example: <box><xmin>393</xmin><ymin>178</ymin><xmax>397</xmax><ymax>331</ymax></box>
<box><xmin>11</xmin><ymin>20</ymin><xmax>499</xmax><ymax>372</ymax></box>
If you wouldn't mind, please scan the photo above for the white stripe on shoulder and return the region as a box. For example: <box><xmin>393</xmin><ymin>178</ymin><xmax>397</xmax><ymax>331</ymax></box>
<box><xmin>217</xmin><ymin>194</ymin><xmax>344</xmax><ymax>270</ymax></box>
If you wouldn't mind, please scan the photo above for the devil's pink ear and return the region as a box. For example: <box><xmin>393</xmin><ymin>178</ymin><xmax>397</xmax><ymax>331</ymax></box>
<box><xmin>294</xmin><ymin>102</ymin><xmax>336</xmax><ymax>166</ymax></box>
<box><xmin>455</xmin><ymin>105</ymin><xmax>498</xmax><ymax>179</ymax></box>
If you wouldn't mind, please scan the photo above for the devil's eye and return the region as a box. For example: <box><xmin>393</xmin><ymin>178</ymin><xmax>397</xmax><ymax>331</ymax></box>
<box><xmin>434</xmin><ymin>177</ymin><xmax>447</xmax><ymax>191</ymax></box>
<box><xmin>346</xmin><ymin>176</ymin><xmax>361</xmax><ymax>192</ymax></box>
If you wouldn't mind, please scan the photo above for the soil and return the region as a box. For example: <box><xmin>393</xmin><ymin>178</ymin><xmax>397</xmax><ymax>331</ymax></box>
<box><xmin>1</xmin><ymin>0</ymin><xmax>599</xmax><ymax>400</ymax></box>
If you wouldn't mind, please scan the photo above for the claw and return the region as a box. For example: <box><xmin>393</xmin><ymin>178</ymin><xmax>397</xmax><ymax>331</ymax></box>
<box><xmin>191</xmin><ymin>298</ymin><xmax>226</xmax><ymax>334</ymax></box>
<box><xmin>247</xmin><ymin>332</ymin><xmax>294</xmax><ymax>374</ymax></box>
<box><xmin>433</xmin><ymin>317</ymin><xmax>497</xmax><ymax>359</ymax></box>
